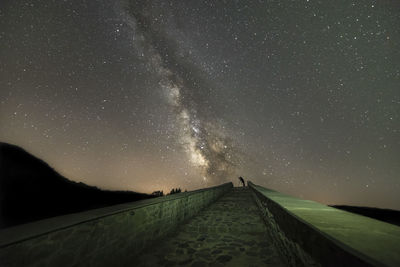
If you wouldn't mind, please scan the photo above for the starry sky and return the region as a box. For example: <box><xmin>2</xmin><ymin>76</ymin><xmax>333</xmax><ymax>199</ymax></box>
<box><xmin>1</xmin><ymin>0</ymin><xmax>399</xmax><ymax>209</ymax></box>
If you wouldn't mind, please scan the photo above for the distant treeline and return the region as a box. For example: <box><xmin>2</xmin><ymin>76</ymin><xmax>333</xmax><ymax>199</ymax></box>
<box><xmin>151</xmin><ymin>188</ymin><xmax>187</xmax><ymax>197</ymax></box>
<box><xmin>331</xmin><ymin>205</ymin><xmax>400</xmax><ymax>227</ymax></box>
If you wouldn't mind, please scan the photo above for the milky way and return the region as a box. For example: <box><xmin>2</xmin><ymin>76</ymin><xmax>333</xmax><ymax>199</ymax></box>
<box><xmin>117</xmin><ymin>0</ymin><xmax>241</xmax><ymax>184</ymax></box>
<box><xmin>0</xmin><ymin>0</ymin><xmax>399</xmax><ymax>209</ymax></box>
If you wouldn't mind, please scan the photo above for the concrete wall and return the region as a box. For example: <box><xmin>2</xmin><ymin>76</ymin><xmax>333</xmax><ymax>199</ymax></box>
<box><xmin>0</xmin><ymin>182</ymin><xmax>232</xmax><ymax>267</ymax></box>
<box><xmin>249</xmin><ymin>182</ymin><xmax>400</xmax><ymax>267</ymax></box>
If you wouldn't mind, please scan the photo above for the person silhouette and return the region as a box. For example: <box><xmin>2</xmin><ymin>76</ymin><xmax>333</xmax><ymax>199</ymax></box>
<box><xmin>238</xmin><ymin>176</ymin><xmax>245</xmax><ymax>187</ymax></box>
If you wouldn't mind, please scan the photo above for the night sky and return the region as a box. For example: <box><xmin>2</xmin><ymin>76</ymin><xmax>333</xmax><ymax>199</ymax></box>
<box><xmin>1</xmin><ymin>0</ymin><xmax>399</xmax><ymax>209</ymax></box>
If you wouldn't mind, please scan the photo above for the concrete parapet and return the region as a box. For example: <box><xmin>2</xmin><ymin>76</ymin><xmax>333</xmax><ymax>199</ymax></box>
<box><xmin>0</xmin><ymin>182</ymin><xmax>232</xmax><ymax>266</ymax></box>
<box><xmin>249</xmin><ymin>181</ymin><xmax>400</xmax><ymax>267</ymax></box>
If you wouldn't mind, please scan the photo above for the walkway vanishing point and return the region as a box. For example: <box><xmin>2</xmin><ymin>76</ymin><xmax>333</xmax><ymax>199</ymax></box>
<box><xmin>136</xmin><ymin>187</ymin><xmax>284</xmax><ymax>266</ymax></box>
<box><xmin>1</xmin><ymin>182</ymin><xmax>400</xmax><ymax>267</ymax></box>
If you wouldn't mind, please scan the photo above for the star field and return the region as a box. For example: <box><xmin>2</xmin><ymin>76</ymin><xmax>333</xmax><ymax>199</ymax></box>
<box><xmin>0</xmin><ymin>0</ymin><xmax>399</xmax><ymax>209</ymax></box>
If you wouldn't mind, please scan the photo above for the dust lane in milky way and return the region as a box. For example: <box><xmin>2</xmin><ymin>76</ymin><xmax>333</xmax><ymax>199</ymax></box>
<box><xmin>0</xmin><ymin>0</ymin><xmax>399</xmax><ymax>209</ymax></box>
<box><xmin>118</xmin><ymin>1</ymin><xmax>241</xmax><ymax>185</ymax></box>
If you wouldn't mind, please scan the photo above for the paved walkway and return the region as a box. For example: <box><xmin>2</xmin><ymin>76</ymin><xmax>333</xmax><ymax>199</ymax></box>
<box><xmin>135</xmin><ymin>187</ymin><xmax>285</xmax><ymax>267</ymax></box>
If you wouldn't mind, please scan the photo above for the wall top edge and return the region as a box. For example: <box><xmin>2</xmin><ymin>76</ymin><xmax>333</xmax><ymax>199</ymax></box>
<box><xmin>0</xmin><ymin>182</ymin><xmax>233</xmax><ymax>248</ymax></box>
<box><xmin>248</xmin><ymin>181</ymin><xmax>400</xmax><ymax>267</ymax></box>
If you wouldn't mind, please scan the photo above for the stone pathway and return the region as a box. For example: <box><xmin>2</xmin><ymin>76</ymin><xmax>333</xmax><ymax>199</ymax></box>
<box><xmin>134</xmin><ymin>187</ymin><xmax>285</xmax><ymax>267</ymax></box>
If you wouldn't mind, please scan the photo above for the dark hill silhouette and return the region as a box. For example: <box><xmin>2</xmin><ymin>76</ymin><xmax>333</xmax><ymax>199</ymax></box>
<box><xmin>331</xmin><ymin>205</ymin><xmax>400</xmax><ymax>227</ymax></box>
<box><xmin>0</xmin><ymin>142</ymin><xmax>154</xmax><ymax>229</ymax></box>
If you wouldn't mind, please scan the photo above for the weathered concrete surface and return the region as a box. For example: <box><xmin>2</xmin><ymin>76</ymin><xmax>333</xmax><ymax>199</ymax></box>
<box><xmin>0</xmin><ymin>183</ymin><xmax>232</xmax><ymax>267</ymax></box>
<box><xmin>135</xmin><ymin>187</ymin><xmax>285</xmax><ymax>267</ymax></box>
<box><xmin>250</xmin><ymin>182</ymin><xmax>400</xmax><ymax>267</ymax></box>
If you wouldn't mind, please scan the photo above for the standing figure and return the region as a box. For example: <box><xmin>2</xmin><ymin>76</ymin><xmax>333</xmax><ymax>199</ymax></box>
<box><xmin>238</xmin><ymin>176</ymin><xmax>245</xmax><ymax>187</ymax></box>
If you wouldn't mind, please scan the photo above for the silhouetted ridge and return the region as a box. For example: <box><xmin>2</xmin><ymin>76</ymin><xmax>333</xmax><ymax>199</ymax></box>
<box><xmin>0</xmin><ymin>142</ymin><xmax>154</xmax><ymax>228</ymax></box>
<box><xmin>331</xmin><ymin>205</ymin><xmax>400</xmax><ymax>227</ymax></box>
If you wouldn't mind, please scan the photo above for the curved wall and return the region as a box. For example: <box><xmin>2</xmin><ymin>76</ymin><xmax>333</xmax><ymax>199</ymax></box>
<box><xmin>249</xmin><ymin>182</ymin><xmax>400</xmax><ymax>267</ymax></box>
<box><xmin>0</xmin><ymin>182</ymin><xmax>233</xmax><ymax>267</ymax></box>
